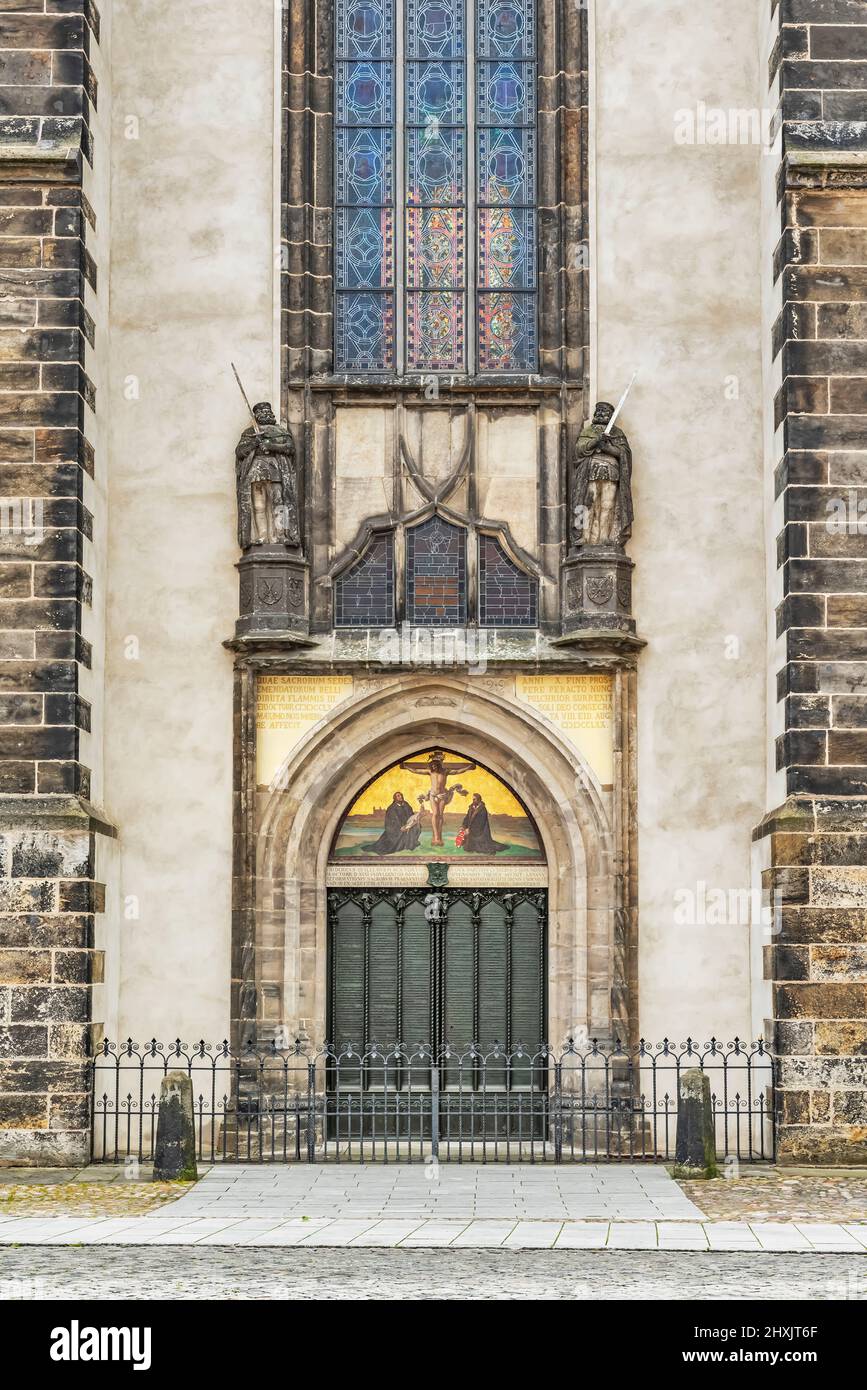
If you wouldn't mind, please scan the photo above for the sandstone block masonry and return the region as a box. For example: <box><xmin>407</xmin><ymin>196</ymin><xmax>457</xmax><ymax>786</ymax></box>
<box><xmin>0</xmin><ymin>2</ymin><xmax>108</xmax><ymax>1164</ymax></box>
<box><xmin>767</xmin><ymin>0</ymin><xmax>867</xmax><ymax>1162</ymax></box>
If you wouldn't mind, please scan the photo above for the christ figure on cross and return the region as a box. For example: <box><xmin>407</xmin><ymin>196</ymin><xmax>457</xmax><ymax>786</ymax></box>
<box><xmin>399</xmin><ymin>750</ymin><xmax>476</xmax><ymax>848</ymax></box>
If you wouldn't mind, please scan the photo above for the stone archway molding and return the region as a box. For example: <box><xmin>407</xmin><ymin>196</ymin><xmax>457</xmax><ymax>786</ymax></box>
<box><xmin>245</xmin><ymin>675</ymin><xmax>626</xmax><ymax>1052</ymax></box>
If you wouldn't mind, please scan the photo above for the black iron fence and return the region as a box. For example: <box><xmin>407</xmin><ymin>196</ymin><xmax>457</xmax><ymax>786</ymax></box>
<box><xmin>90</xmin><ymin>1036</ymin><xmax>775</xmax><ymax>1164</ymax></box>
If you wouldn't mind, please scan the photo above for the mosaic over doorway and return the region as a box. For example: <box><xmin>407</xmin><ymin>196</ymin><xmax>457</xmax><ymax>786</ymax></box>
<box><xmin>330</xmin><ymin>747</ymin><xmax>545</xmax><ymax>861</ymax></box>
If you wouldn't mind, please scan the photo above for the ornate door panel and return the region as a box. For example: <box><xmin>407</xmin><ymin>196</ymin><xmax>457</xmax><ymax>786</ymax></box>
<box><xmin>327</xmin><ymin>886</ymin><xmax>546</xmax><ymax>1053</ymax></box>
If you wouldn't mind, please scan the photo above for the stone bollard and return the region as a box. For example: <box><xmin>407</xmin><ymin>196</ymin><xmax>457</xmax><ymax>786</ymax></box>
<box><xmin>153</xmin><ymin>1071</ymin><xmax>198</xmax><ymax>1182</ymax></box>
<box><xmin>673</xmin><ymin>1067</ymin><xmax>718</xmax><ymax>1179</ymax></box>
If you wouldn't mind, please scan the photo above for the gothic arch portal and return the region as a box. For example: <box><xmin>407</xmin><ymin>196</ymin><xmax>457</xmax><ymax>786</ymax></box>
<box><xmin>237</xmin><ymin>675</ymin><xmax>634</xmax><ymax>1052</ymax></box>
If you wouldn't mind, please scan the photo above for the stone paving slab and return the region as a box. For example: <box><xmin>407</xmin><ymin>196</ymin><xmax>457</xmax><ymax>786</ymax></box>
<box><xmin>153</xmin><ymin>1162</ymin><xmax>705</xmax><ymax>1222</ymax></box>
<box><xmin>555</xmin><ymin>1222</ymin><xmax>609</xmax><ymax>1248</ymax></box>
<box><xmin>503</xmin><ymin>1221</ymin><xmax>564</xmax><ymax>1248</ymax></box>
<box><xmin>1</xmin><ymin>1213</ymin><xmax>866</xmax><ymax>1252</ymax></box>
<box><xmin>0</xmin><ymin>1166</ymin><xmax>156</xmax><ymax>1185</ymax></box>
<box><xmin>348</xmin><ymin>1220</ymin><xmax>424</xmax><ymax>1246</ymax></box>
<box><xmin>401</xmin><ymin>1221</ymin><xmax>472</xmax><ymax>1246</ymax></box>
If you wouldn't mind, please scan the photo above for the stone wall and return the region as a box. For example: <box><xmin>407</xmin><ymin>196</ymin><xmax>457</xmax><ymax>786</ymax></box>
<box><xmin>3</xmin><ymin>0</ymin><xmax>863</xmax><ymax>1166</ymax></box>
<box><xmin>774</xmin><ymin>0</ymin><xmax>867</xmax><ymax>151</ymax></box>
<box><xmin>0</xmin><ymin>1</ymin><xmax>107</xmax><ymax>1164</ymax></box>
<box><xmin>766</xmin><ymin>0</ymin><xmax>867</xmax><ymax>1162</ymax></box>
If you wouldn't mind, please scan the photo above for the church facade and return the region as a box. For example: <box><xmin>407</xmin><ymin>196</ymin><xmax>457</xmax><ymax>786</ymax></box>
<box><xmin>1</xmin><ymin>0</ymin><xmax>866</xmax><ymax>1165</ymax></box>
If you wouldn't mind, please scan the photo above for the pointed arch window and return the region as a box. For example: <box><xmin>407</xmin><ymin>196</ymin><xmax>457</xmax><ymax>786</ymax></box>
<box><xmin>335</xmin><ymin>0</ymin><xmax>538</xmax><ymax>373</ymax></box>
<box><xmin>479</xmin><ymin>532</ymin><xmax>537</xmax><ymax>626</ymax></box>
<box><xmin>334</xmin><ymin>532</ymin><xmax>396</xmax><ymax>626</ymax></box>
<box><xmin>406</xmin><ymin>515</ymin><xmax>468</xmax><ymax>625</ymax></box>
<box><xmin>333</xmin><ymin>518</ymin><xmax>538</xmax><ymax>628</ymax></box>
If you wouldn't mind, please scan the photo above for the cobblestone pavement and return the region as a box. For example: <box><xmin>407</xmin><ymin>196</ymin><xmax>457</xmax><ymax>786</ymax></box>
<box><xmin>0</xmin><ymin>1172</ymin><xmax>179</xmax><ymax>1219</ymax></box>
<box><xmin>1</xmin><ymin>1245</ymin><xmax>865</xmax><ymax>1300</ymax></box>
<box><xmin>679</xmin><ymin>1171</ymin><xmax>867</xmax><ymax>1223</ymax></box>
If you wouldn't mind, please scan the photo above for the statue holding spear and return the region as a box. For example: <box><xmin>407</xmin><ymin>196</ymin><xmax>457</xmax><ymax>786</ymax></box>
<box><xmin>572</xmin><ymin>373</ymin><xmax>637</xmax><ymax>549</ymax></box>
<box><xmin>232</xmin><ymin>364</ymin><xmax>300</xmax><ymax>551</ymax></box>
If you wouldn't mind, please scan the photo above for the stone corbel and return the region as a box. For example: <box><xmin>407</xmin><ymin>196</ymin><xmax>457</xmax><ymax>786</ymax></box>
<box><xmin>556</xmin><ymin>547</ymin><xmax>644</xmax><ymax>655</ymax></box>
<box><xmin>235</xmin><ymin>548</ymin><xmax>312</xmax><ymax>643</ymax></box>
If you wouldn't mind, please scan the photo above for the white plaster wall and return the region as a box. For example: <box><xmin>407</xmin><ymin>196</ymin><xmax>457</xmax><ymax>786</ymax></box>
<box><xmin>99</xmin><ymin>0</ymin><xmax>775</xmax><ymax>1051</ymax></box>
<box><xmin>757</xmin><ymin>14</ymin><xmax>785</xmax><ymax>1040</ymax></box>
<box><xmin>104</xmin><ymin>0</ymin><xmax>279</xmax><ymax>1042</ymax></box>
<box><xmin>592</xmin><ymin>0</ymin><xmax>768</xmax><ymax>1041</ymax></box>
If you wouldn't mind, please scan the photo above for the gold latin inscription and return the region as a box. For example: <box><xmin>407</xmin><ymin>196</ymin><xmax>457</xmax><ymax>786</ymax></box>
<box><xmin>256</xmin><ymin>674</ymin><xmax>353</xmax><ymax>786</ymax></box>
<box><xmin>515</xmin><ymin>674</ymin><xmax>614</xmax><ymax>786</ymax></box>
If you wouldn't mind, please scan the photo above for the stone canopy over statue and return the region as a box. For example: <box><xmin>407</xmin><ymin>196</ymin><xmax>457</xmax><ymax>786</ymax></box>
<box><xmin>572</xmin><ymin>401</ymin><xmax>634</xmax><ymax>550</ymax></box>
<box><xmin>235</xmin><ymin>402</ymin><xmax>300</xmax><ymax>551</ymax></box>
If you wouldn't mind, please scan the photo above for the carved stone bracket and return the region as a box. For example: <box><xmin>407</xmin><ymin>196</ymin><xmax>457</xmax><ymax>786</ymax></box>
<box><xmin>236</xmin><ymin>547</ymin><xmax>309</xmax><ymax>640</ymax></box>
<box><xmin>560</xmin><ymin>546</ymin><xmax>638</xmax><ymax>641</ymax></box>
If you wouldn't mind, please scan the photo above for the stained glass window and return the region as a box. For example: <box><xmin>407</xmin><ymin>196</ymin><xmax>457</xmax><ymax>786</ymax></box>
<box><xmin>478</xmin><ymin>533</ymin><xmax>537</xmax><ymax>626</ymax></box>
<box><xmin>335</xmin><ymin>533</ymin><xmax>395</xmax><ymax>626</ymax></box>
<box><xmin>406</xmin><ymin>0</ymin><xmax>466</xmax><ymax>370</ymax></box>
<box><xmin>476</xmin><ymin>0</ymin><xmax>537</xmax><ymax>369</ymax></box>
<box><xmin>334</xmin><ymin>0</ymin><xmax>537</xmax><ymax>373</ymax></box>
<box><xmin>406</xmin><ymin>516</ymin><xmax>467</xmax><ymax>625</ymax></box>
<box><xmin>335</xmin><ymin>0</ymin><xmax>396</xmax><ymax>370</ymax></box>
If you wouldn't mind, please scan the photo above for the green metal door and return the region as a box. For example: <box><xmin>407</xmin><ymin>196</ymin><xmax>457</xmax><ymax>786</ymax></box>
<box><xmin>327</xmin><ymin>887</ymin><xmax>547</xmax><ymax>1054</ymax></box>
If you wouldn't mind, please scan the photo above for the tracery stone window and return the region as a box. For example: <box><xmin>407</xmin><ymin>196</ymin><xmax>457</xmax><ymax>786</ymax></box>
<box><xmin>478</xmin><ymin>532</ymin><xmax>537</xmax><ymax>626</ymax></box>
<box><xmin>406</xmin><ymin>515</ymin><xmax>468</xmax><ymax>624</ymax></box>
<box><xmin>334</xmin><ymin>532</ymin><xmax>395</xmax><ymax>626</ymax></box>
<box><xmin>334</xmin><ymin>0</ymin><xmax>538</xmax><ymax>373</ymax></box>
<box><xmin>334</xmin><ymin>517</ymin><xmax>537</xmax><ymax>627</ymax></box>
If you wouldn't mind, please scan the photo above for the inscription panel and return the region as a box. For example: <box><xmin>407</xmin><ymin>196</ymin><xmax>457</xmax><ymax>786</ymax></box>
<box><xmin>256</xmin><ymin>675</ymin><xmax>353</xmax><ymax>786</ymax></box>
<box><xmin>515</xmin><ymin>674</ymin><xmax>614</xmax><ymax>787</ymax></box>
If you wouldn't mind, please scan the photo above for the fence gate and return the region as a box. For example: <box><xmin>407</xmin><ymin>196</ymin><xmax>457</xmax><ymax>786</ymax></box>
<box><xmin>90</xmin><ymin>1037</ymin><xmax>775</xmax><ymax>1165</ymax></box>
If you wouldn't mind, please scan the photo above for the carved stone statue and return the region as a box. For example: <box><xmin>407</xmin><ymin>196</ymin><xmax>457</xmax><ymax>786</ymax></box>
<box><xmin>235</xmin><ymin>403</ymin><xmax>299</xmax><ymax>550</ymax></box>
<box><xmin>572</xmin><ymin>401</ymin><xmax>633</xmax><ymax>549</ymax></box>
